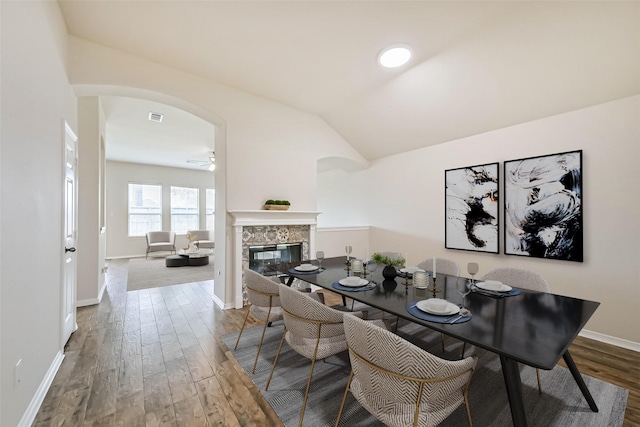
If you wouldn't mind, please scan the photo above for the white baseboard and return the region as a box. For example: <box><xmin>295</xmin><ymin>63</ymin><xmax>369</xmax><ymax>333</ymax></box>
<box><xmin>18</xmin><ymin>350</ymin><xmax>65</xmax><ymax>427</ymax></box>
<box><xmin>579</xmin><ymin>329</ymin><xmax>640</xmax><ymax>353</ymax></box>
<box><xmin>212</xmin><ymin>292</ymin><xmax>228</xmax><ymax>309</ymax></box>
<box><xmin>97</xmin><ymin>279</ymin><xmax>107</xmax><ymax>302</ymax></box>
<box><xmin>76</xmin><ymin>297</ymin><xmax>100</xmax><ymax>307</ymax></box>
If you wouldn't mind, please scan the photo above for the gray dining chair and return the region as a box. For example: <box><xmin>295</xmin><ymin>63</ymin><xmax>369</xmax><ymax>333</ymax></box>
<box><xmin>266</xmin><ymin>283</ymin><xmax>385</xmax><ymax>427</ymax></box>
<box><xmin>481</xmin><ymin>267</ymin><xmax>550</xmax><ymax>394</ymax></box>
<box><xmin>417</xmin><ymin>257</ymin><xmax>460</xmax><ymax>276</ymax></box>
<box><xmin>336</xmin><ymin>313</ymin><xmax>477</xmax><ymax>427</ymax></box>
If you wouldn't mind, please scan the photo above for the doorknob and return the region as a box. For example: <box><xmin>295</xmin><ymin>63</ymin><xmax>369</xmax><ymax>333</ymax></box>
<box><xmin>65</xmin><ymin>247</ymin><xmax>76</xmax><ymax>253</ymax></box>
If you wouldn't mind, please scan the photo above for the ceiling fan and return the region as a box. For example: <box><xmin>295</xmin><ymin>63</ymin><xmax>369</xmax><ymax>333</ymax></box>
<box><xmin>187</xmin><ymin>151</ymin><xmax>215</xmax><ymax>171</ymax></box>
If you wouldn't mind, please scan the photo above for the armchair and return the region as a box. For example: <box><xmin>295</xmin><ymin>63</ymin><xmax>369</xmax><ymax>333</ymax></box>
<box><xmin>145</xmin><ymin>231</ymin><xmax>176</xmax><ymax>258</ymax></box>
<box><xmin>187</xmin><ymin>229</ymin><xmax>214</xmax><ymax>249</ymax></box>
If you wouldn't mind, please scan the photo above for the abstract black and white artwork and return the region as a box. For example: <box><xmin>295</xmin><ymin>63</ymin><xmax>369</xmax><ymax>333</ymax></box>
<box><xmin>445</xmin><ymin>163</ymin><xmax>499</xmax><ymax>253</ymax></box>
<box><xmin>504</xmin><ymin>150</ymin><xmax>583</xmax><ymax>261</ymax></box>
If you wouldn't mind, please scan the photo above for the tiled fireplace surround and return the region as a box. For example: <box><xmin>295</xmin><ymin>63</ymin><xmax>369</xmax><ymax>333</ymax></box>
<box><xmin>230</xmin><ymin>211</ymin><xmax>320</xmax><ymax>308</ymax></box>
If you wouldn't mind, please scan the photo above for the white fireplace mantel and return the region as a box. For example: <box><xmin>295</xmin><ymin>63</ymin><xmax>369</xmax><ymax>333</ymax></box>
<box><xmin>229</xmin><ymin>210</ymin><xmax>321</xmax><ymax>227</ymax></box>
<box><xmin>229</xmin><ymin>210</ymin><xmax>321</xmax><ymax>309</ymax></box>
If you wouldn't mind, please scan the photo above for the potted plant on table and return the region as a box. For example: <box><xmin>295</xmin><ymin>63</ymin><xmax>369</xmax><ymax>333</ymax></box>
<box><xmin>371</xmin><ymin>252</ymin><xmax>405</xmax><ymax>280</ymax></box>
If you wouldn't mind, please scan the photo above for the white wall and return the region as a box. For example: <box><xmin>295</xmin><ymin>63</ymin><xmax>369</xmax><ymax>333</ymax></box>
<box><xmin>68</xmin><ymin>37</ymin><xmax>367</xmax><ymax>308</ymax></box>
<box><xmin>77</xmin><ymin>97</ymin><xmax>107</xmax><ymax>305</ymax></box>
<box><xmin>105</xmin><ymin>160</ymin><xmax>215</xmax><ymax>258</ymax></box>
<box><xmin>0</xmin><ymin>2</ymin><xmax>78</xmax><ymax>426</ymax></box>
<box><xmin>318</xmin><ymin>96</ymin><xmax>640</xmax><ymax>346</ymax></box>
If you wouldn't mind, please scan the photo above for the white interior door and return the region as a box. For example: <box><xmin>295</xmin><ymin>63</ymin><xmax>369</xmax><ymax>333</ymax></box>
<box><xmin>62</xmin><ymin>121</ymin><xmax>78</xmax><ymax>345</ymax></box>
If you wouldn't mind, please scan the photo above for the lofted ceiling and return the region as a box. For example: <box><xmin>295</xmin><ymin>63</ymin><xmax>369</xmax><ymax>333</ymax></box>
<box><xmin>59</xmin><ymin>1</ymin><xmax>640</xmax><ymax>164</ymax></box>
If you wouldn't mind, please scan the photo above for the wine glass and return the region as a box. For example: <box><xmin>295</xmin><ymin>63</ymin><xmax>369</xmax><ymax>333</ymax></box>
<box><xmin>316</xmin><ymin>251</ymin><xmax>325</xmax><ymax>269</ymax></box>
<box><xmin>367</xmin><ymin>260</ymin><xmax>378</xmax><ymax>277</ymax></box>
<box><xmin>467</xmin><ymin>262</ymin><xmax>479</xmax><ymax>285</ymax></box>
<box><xmin>457</xmin><ymin>278</ymin><xmax>471</xmax><ymax>314</ymax></box>
<box><xmin>345</xmin><ymin>245</ymin><xmax>352</xmax><ymax>261</ymax></box>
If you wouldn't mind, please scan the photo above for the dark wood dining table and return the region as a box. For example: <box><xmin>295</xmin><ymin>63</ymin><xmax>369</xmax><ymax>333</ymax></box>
<box><xmin>274</xmin><ymin>256</ymin><xmax>600</xmax><ymax>427</ymax></box>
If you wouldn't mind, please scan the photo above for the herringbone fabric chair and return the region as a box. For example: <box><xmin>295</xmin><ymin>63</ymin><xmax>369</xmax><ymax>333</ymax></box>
<box><xmin>417</xmin><ymin>258</ymin><xmax>460</xmax><ymax>276</ymax></box>
<box><xmin>481</xmin><ymin>267</ymin><xmax>550</xmax><ymax>394</ymax></box>
<box><xmin>235</xmin><ymin>269</ymin><xmax>284</xmax><ymax>374</ymax></box>
<box><xmin>267</xmin><ymin>284</ymin><xmax>385</xmax><ymax>427</ymax></box>
<box><xmin>337</xmin><ymin>314</ymin><xmax>477</xmax><ymax>427</ymax></box>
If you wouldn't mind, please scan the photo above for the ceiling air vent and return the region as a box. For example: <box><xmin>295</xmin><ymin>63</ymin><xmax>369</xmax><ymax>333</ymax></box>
<box><xmin>148</xmin><ymin>112</ymin><xmax>164</xmax><ymax>123</ymax></box>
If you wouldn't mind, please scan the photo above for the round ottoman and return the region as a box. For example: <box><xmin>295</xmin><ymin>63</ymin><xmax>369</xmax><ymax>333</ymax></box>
<box><xmin>166</xmin><ymin>255</ymin><xmax>188</xmax><ymax>267</ymax></box>
<box><xmin>188</xmin><ymin>256</ymin><xmax>209</xmax><ymax>266</ymax></box>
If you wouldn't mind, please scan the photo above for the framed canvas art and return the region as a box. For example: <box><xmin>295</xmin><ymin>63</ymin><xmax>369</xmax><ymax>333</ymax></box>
<box><xmin>504</xmin><ymin>150</ymin><xmax>583</xmax><ymax>261</ymax></box>
<box><xmin>445</xmin><ymin>163</ymin><xmax>499</xmax><ymax>253</ymax></box>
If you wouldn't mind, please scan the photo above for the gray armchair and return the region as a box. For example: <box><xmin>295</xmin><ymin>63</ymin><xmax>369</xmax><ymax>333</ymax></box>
<box><xmin>145</xmin><ymin>231</ymin><xmax>176</xmax><ymax>258</ymax></box>
<box><xmin>187</xmin><ymin>229</ymin><xmax>214</xmax><ymax>249</ymax></box>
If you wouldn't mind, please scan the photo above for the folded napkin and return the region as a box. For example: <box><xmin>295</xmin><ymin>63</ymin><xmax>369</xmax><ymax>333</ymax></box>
<box><xmin>289</xmin><ymin>267</ymin><xmax>324</xmax><ymax>275</ymax></box>
<box><xmin>406</xmin><ymin>303</ymin><xmax>472</xmax><ymax>324</ymax></box>
<box><xmin>471</xmin><ymin>285</ymin><xmax>521</xmax><ymax>298</ymax></box>
<box><xmin>332</xmin><ymin>281</ymin><xmax>377</xmax><ymax>292</ymax></box>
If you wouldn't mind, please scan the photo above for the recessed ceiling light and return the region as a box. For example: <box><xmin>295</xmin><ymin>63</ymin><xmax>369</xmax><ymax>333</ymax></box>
<box><xmin>378</xmin><ymin>45</ymin><xmax>412</xmax><ymax>68</ymax></box>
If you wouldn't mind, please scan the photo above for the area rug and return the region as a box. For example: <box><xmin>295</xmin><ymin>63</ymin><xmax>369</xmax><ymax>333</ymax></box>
<box><xmin>221</xmin><ymin>321</ymin><xmax>628</xmax><ymax>427</ymax></box>
<box><xmin>126</xmin><ymin>256</ymin><xmax>214</xmax><ymax>291</ymax></box>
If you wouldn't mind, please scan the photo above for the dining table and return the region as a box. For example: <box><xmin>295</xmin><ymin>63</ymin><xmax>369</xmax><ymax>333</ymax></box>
<box><xmin>273</xmin><ymin>256</ymin><xmax>600</xmax><ymax>427</ymax></box>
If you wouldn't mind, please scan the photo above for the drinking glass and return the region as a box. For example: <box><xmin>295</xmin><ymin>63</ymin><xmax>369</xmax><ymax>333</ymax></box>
<box><xmin>457</xmin><ymin>278</ymin><xmax>472</xmax><ymax>312</ymax></box>
<box><xmin>367</xmin><ymin>261</ymin><xmax>378</xmax><ymax>275</ymax></box>
<box><xmin>316</xmin><ymin>251</ymin><xmax>325</xmax><ymax>268</ymax></box>
<box><xmin>467</xmin><ymin>262</ymin><xmax>479</xmax><ymax>284</ymax></box>
<box><xmin>345</xmin><ymin>245</ymin><xmax>352</xmax><ymax>261</ymax></box>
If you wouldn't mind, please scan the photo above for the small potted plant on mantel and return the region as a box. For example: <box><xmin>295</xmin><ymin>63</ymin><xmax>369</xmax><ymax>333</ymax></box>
<box><xmin>263</xmin><ymin>200</ymin><xmax>291</xmax><ymax>210</ymax></box>
<box><xmin>371</xmin><ymin>252</ymin><xmax>405</xmax><ymax>280</ymax></box>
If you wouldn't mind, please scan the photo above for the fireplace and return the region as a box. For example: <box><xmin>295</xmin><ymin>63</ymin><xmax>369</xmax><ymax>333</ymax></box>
<box><xmin>230</xmin><ymin>210</ymin><xmax>321</xmax><ymax>308</ymax></box>
<box><xmin>249</xmin><ymin>243</ymin><xmax>302</xmax><ymax>276</ymax></box>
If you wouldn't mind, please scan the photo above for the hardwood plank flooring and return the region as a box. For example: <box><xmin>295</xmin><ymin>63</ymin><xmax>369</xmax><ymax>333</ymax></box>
<box><xmin>33</xmin><ymin>259</ymin><xmax>639</xmax><ymax>426</ymax></box>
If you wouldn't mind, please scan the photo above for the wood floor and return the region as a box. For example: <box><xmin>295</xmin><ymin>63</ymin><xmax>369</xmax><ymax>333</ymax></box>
<box><xmin>33</xmin><ymin>259</ymin><xmax>640</xmax><ymax>426</ymax></box>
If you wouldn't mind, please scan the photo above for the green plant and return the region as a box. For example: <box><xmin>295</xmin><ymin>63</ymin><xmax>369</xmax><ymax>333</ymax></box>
<box><xmin>265</xmin><ymin>199</ymin><xmax>276</xmax><ymax>205</ymax></box>
<box><xmin>282</xmin><ymin>200</ymin><xmax>290</xmax><ymax>206</ymax></box>
<box><xmin>371</xmin><ymin>252</ymin><xmax>405</xmax><ymax>266</ymax></box>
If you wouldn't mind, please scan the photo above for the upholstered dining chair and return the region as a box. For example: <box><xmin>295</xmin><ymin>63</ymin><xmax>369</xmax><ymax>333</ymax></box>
<box><xmin>417</xmin><ymin>257</ymin><xmax>460</xmax><ymax>276</ymax></box>
<box><xmin>480</xmin><ymin>267</ymin><xmax>550</xmax><ymax>394</ymax></box>
<box><xmin>266</xmin><ymin>283</ymin><xmax>386</xmax><ymax>427</ymax></box>
<box><xmin>336</xmin><ymin>314</ymin><xmax>477</xmax><ymax>427</ymax></box>
<box><xmin>145</xmin><ymin>231</ymin><xmax>176</xmax><ymax>258</ymax></box>
<box><xmin>235</xmin><ymin>269</ymin><xmax>285</xmax><ymax>374</ymax></box>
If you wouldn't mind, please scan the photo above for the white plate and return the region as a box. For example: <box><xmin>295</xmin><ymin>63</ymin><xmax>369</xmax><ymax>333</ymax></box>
<box><xmin>415</xmin><ymin>300</ymin><xmax>460</xmax><ymax>316</ymax></box>
<box><xmin>476</xmin><ymin>281</ymin><xmax>512</xmax><ymax>292</ymax></box>
<box><xmin>400</xmin><ymin>267</ymin><xmax>424</xmax><ymax>275</ymax></box>
<box><xmin>295</xmin><ymin>264</ymin><xmax>319</xmax><ymax>272</ymax></box>
<box><xmin>339</xmin><ymin>277</ymin><xmax>369</xmax><ymax>287</ymax></box>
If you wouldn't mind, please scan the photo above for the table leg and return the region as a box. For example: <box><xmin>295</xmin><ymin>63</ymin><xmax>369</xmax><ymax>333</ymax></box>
<box><xmin>563</xmin><ymin>350</ymin><xmax>599</xmax><ymax>412</ymax></box>
<box><xmin>500</xmin><ymin>355</ymin><xmax>528</xmax><ymax>427</ymax></box>
<box><xmin>286</xmin><ymin>276</ymin><xmax>294</xmax><ymax>286</ymax></box>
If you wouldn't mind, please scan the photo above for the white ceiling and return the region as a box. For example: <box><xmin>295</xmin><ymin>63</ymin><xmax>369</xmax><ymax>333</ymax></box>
<box><xmin>59</xmin><ymin>1</ymin><xmax>640</xmax><ymax>164</ymax></box>
<box><xmin>101</xmin><ymin>96</ymin><xmax>215</xmax><ymax>171</ymax></box>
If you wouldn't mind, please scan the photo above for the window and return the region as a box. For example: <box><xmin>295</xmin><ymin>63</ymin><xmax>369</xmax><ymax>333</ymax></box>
<box><xmin>206</xmin><ymin>188</ymin><xmax>215</xmax><ymax>232</ymax></box>
<box><xmin>128</xmin><ymin>183</ymin><xmax>162</xmax><ymax>236</ymax></box>
<box><xmin>171</xmin><ymin>186</ymin><xmax>199</xmax><ymax>233</ymax></box>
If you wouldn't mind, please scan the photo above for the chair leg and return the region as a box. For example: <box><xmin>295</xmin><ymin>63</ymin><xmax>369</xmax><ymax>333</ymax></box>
<box><xmin>464</xmin><ymin>389</ymin><xmax>473</xmax><ymax>427</ymax></box>
<box><xmin>299</xmin><ymin>335</ymin><xmax>321</xmax><ymax>427</ymax></box>
<box><xmin>335</xmin><ymin>370</ymin><xmax>354</xmax><ymax>427</ymax></box>
<box><xmin>252</xmin><ymin>306</ymin><xmax>272</xmax><ymax>374</ymax></box>
<box><xmin>536</xmin><ymin>368</ymin><xmax>542</xmax><ymax>395</ymax></box>
<box><xmin>234</xmin><ymin>310</ymin><xmax>251</xmax><ymax>351</ymax></box>
<box><xmin>265</xmin><ymin>327</ymin><xmax>287</xmax><ymax>391</ymax></box>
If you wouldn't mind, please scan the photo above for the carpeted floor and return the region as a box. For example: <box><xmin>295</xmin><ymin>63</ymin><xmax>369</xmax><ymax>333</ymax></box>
<box><xmin>126</xmin><ymin>256</ymin><xmax>214</xmax><ymax>291</ymax></box>
<box><xmin>222</xmin><ymin>321</ymin><xmax>628</xmax><ymax>427</ymax></box>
